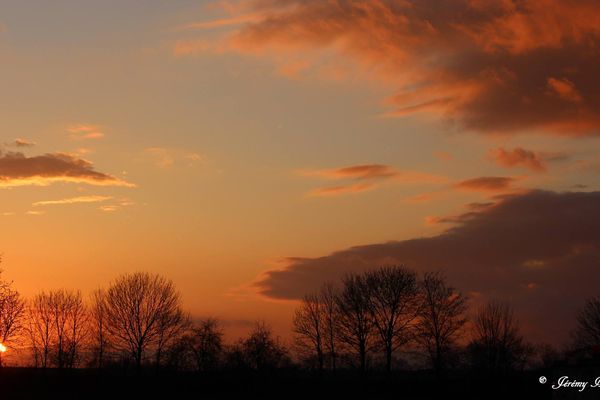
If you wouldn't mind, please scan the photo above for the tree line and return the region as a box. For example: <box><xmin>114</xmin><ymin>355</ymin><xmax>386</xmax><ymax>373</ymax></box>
<box><xmin>292</xmin><ymin>266</ymin><xmax>600</xmax><ymax>373</ymax></box>
<box><xmin>0</xmin><ymin>266</ymin><xmax>291</xmax><ymax>372</ymax></box>
<box><xmin>0</xmin><ymin>263</ymin><xmax>599</xmax><ymax>373</ymax></box>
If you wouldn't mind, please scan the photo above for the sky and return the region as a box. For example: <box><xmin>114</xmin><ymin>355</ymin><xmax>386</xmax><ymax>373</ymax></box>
<box><xmin>1</xmin><ymin>0</ymin><xmax>600</xmax><ymax>345</ymax></box>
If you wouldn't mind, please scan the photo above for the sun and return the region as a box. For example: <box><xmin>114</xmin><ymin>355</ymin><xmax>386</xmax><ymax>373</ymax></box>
<box><xmin>0</xmin><ymin>343</ymin><xmax>7</xmax><ymax>353</ymax></box>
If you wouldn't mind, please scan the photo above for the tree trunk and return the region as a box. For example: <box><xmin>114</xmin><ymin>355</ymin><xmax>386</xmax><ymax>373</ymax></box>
<box><xmin>385</xmin><ymin>341</ymin><xmax>393</xmax><ymax>372</ymax></box>
<box><xmin>359</xmin><ymin>341</ymin><xmax>366</xmax><ymax>372</ymax></box>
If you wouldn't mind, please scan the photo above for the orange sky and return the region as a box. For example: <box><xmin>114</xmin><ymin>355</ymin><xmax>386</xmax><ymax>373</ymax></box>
<box><xmin>1</xmin><ymin>0</ymin><xmax>600</xmax><ymax>345</ymax></box>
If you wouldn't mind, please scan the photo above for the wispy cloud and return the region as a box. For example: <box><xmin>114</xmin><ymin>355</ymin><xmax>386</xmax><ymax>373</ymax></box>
<box><xmin>13</xmin><ymin>138</ymin><xmax>35</xmax><ymax>148</ymax></box>
<box><xmin>307</xmin><ymin>182</ymin><xmax>374</xmax><ymax>197</ymax></box>
<box><xmin>33</xmin><ymin>195</ymin><xmax>113</xmax><ymax>207</ymax></box>
<box><xmin>98</xmin><ymin>198</ymin><xmax>135</xmax><ymax>212</ymax></box>
<box><xmin>300</xmin><ymin>164</ymin><xmax>446</xmax><ymax>197</ymax></box>
<box><xmin>26</xmin><ymin>210</ymin><xmax>45</xmax><ymax>216</ymax></box>
<box><xmin>144</xmin><ymin>147</ymin><xmax>203</xmax><ymax>168</ymax></box>
<box><xmin>489</xmin><ymin>147</ymin><xmax>568</xmax><ymax>173</ymax></box>
<box><xmin>299</xmin><ymin>164</ymin><xmax>399</xmax><ymax>181</ymax></box>
<box><xmin>68</xmin><ymin>124</ymin><xmax>104</xmax><ymax>140</ymax></box>
<box><xmin>454</xmin><ymin>177</ymin><xmax>517</xmax><ymax>193</ymax></box>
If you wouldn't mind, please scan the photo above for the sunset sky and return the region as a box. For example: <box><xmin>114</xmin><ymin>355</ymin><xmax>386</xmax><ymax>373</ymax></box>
<box><xmin>1</xmin><ymin>0</ymin><xmax>600</xmax><ymax>345</ymax></box>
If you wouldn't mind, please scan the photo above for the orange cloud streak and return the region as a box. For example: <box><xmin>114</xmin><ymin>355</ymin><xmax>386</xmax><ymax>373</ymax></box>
<box><xmin>182</xmin><ymin>0</ymin><xmax>600</xmax><ymax>135</ymax></box>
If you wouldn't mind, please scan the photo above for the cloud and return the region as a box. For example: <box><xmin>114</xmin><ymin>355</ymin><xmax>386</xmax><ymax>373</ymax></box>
<box><xmin>33</xmin><ymin>195</ymin><xmax>113</xmax><ymax>207</ymax></box>
<box><xmin>144</xmin><ymin>147</ymin><xmax>203</xmax><ymax>168</ymax></box>
<box><xmin>307</xmin><ymin>182</ymin><xmax>374</xmax><ymax>197</ymax></box>
<box><xmin>98</xmin><ymin>198</ymin><xmax>136</xmax><ymax>212</ymax></box>
<box><xmin>0</xmin><ymin>151</ymin><xmax>134</xmax><ymax>187</ymax></box>
<box><xmin>26</xmin><ymin>210</ymin><xmax>45</xmax><ymax>216</ymax></box>
<box><xmin>489</xmin><ymin>147</ymin><xmax>568</xmax><ymax>172</ymax></box>
<box><xmin>547</xmin><ymin>77</ymin><xmax>583</xmax><ymax>103</ymax></box>
<box><xmin>13</xmin><ymin>138</ymin><xmax>35</xmax><ymax>148</ymax></box>
<box><xmin>187</xmin><ymin>0</ymin><xmax>600</xmax><ymax>135</ymax></box>
<box><xmin>434</xmin><ymin>151</ymin><xmax>453</xmax><ymax>161</ymax></box>
<box><xmin>253</xmin><ymin>190</ymin><xmax>600</xmax><ymax>344</ymax></box>
<box><xmin>454</xmin><ymin>176</ymin><xmax>516</xmax><ymax>192</ymax></box>
<box><xmin>300</xmin><ymin>164</ymin><xmax>399</xmax><ymax>180</ymax></box>
<box><xmin>300</xmin><ymin>163</ymin><xmax>446</xmax><ymax>197</ymax></box>
<box><xmin>179</xmin><ymin>13</ymin><xmax>263</xmax><ymax>31</ymax></box>
<box><xmin>68</xmin><ymin>124</ymin><xmax>104</xmax><ymax>140</ymax></box>
<box><xmin>489</xmin><ymin>147</ymin><xmax>545</xmax><ymax>172</ymax></box>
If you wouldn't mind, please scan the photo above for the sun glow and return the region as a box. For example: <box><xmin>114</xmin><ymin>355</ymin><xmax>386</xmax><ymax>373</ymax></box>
<box><xmin>0</xmin><ymin>343</ymin><xmax>7</xmax><ymax>353</ymax></box>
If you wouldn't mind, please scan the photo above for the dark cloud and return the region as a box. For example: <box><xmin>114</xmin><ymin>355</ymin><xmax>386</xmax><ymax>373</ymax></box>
<box><xmin>192</xmin><ymin>0</ymin><xmax>600</xmax><ymax>135</ymax></box>
<box><xmin>0</xmin><ymin>151</ymin><xmax>134</xmax><ymax>187</ymax></box>
<box><xmin>254</xmin><ymin>190</ymin><xmax>600</xmax><ymax>344</ymax></box>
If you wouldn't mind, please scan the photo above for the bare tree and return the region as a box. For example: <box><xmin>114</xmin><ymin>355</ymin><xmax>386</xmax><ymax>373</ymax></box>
<box><xmin>155</xmin><ymin>307</ymin><xmax>188</xmax><ymax>369</ymax></box>
<box><xmin>365</xmin><ymin>266</ymin><xmax>420</xmax><ymax>372</ymax></box>
<box><xmin>103</xmin><ymin>272</ymin><xmax>185</xmax><ymax>371</ymax></box>
<box><xmin>0</xmin><ymin>271</ymin><xmax>26</xmax><ymax>367</ymax></box>
<box><xmin>335</xmin><ymin>274</ymin><xmax>374</xmax><ymax>372</ymax></box>
<box><xmin>186</xmin><ymin>318</ymin><xmax>223</xmax><ymax>372</ymax></box>
<box><xmin>469</xmin><ymin>301</ymin><xmax>529</xmax><ymax>371</ymax></box>
<box><xmin>415</xmin><ymin>272</ymin><xmax>467</xmax><ymax>373</ymax></box>
<box><xmin>27</xmin><ymin>290</ymin><xmax>88</xmax><ymax>369</ymax></box>
<box><xmin>238</xmin><ymin>321</ymin><xmax>289</xmax><ymax>370</ymax></box>
<box><xmin>46</xmin><ymin>290</ymin><xmax>87</xmax><ymax>368</ymax></box>
<box><xmin>64</xmin><ymin>291</ymin><xmax>87</xmax><ymax>368</ymax></box>
<box><xmin>320</xmin><ymin>282</ymin><xmax>338</xmax><ymax>370</ymax></box>
<box><xmin>573</xmin><ymin>296</ymin><xmax>600</xmax><ymax>348</ymax></box>
<box><xmin>28</xmin><ymin>293</ymin><xmax>54</xmax><ymax>368</ymax></box>
<box><xmin>90</xmin><ymin>289</ymin><xmax>108</xmax><ymax>368</ymax></box>
<box><xmin>293</xmin><ymin>292</ymin><xmax>324</xmax><ymax>370</ymax></box>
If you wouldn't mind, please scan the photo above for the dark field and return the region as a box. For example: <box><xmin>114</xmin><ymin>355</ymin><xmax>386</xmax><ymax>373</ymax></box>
<box><xmin>0</xmin><ymin>368</ymin><xmax>553</xmax><ymax>400</ymax></box>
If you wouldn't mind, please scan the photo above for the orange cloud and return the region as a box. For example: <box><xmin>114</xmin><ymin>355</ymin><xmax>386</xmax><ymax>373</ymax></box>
<box><xmin>489</xmin><ymin>147</ymin><xmax>568</xmax><ymax>172</ymax></box>
<box><xmin>454</xmin><ymin>176</ymin><xmax>516</xmax><ymax>192</ymax></box>
<box><xmin>68</xmin><ymin>124</ymin><xmax>104</xmax><ymax>140</ymax></box>
<box><xmin>300</xmin><ymin>164</ymin><xmax>398</xmax><ymax>181</ymax></box>
<box><xmin>547</xmin><ymin>77</ymin><xmax>583</xmax><ymax>103</ymax></box>
<box><xmin>13</xmin><ymin>138</ymin><xmax>35</xmax><ymax>148</ymax></box>
<box><xmin>307</xmin><ymin>182</ymin><xmax>374</xmax><ymax>197</ymax></box>
<box><xmin>0</xmin><ymin>151</ymin><xmax>134</xmax><ymax>187</ymax></box>
<box><xmin>33</xmin><ymin>195</ymin><xmax>113</xmax><ymax>207</ymax></box>
<box><xmin>489</xmin><ymin>147</ymin><xmax>545</xmax><ymax>172</ymax></box>
<box><xmin>186</xmin><ymin>0</ymin><xmax>600</xmax><ymax>135</ymax></box>
<box><xmin>300</xmin><ymin>163</ymin><xmax>446</xmax><ymax>197</ymax></box>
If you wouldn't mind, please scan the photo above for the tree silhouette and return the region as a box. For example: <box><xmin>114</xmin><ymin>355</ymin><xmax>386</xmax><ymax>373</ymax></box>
<box><xmin>335</xmin><ymin>274</ymin><xmax>374</xmax><ymax>372</ymax></box>
<box><xmin>103</xmin><ymin>272</ymin><xmax>185</xmax><ymax>371</ymax></box>
<box><xmin>365</xmin><ymin>266</ymin><xmax>420</xmax><ymax>372</ymax></box>
<box><xmin>572</xmin><ymin>296</ymin><xmax>600</xmax><ymax>349</ymax></box>
<box><xmin>293</xmin><ymin>292</ymin><xmax>325</xmax><ymax>370</ymax></box>
<box><xmin>469</xmin><ymin>301</ymin><xmax>529</xmax><ymax>371</ymax></box>
<box><xmin>238</xmin><ymin>321</ymin><xmax>289</xmax><ymax>370</ymax></box>
<box><xmin>319</xmin><ymin>282</ymin><xmax>338</xmax><ymax>370</ymax></box>
<box><xmin>28</xmin><ymin>292</ymin><xmax>55</xmax><ymax>368</ymax></box>
<box><xmin>186</xmin><ymin>318</ymin><xmax>223</xmax><ymax>372</ymax></box>
<box><xmin>27</xmin><ymin>290</ymin><xmax>87</xmax><ymax>368</ymax></box>
<box><xmin>90</xmin><ymin>289</ymin><xmax>108</xmax><ymax>368</ymax></box>
<box><xmin>0</xmin><ymin>270</ymin><xmax>25</xmax><ymax>367</ymax></box>
<box><xmin>415</xmin><ymin>272</ymin><xmax>467</xmax><ymax>374</ymax></box>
